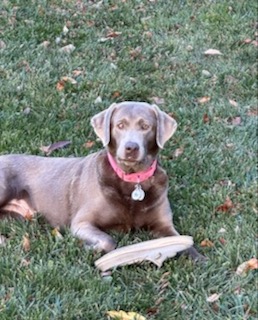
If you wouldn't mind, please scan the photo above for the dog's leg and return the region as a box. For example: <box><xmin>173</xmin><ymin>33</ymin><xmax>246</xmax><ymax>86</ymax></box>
<box><xmin>71</xmin><ymin>220</ymin><xmax>116</xmax><ymax>253</ymax></box>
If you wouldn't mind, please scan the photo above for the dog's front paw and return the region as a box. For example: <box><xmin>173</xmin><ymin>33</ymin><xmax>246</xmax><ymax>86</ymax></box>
<box><xmin>84</xmin><ymin>237</ymin><xmax>117</xmax><ymax>253</ymax></box>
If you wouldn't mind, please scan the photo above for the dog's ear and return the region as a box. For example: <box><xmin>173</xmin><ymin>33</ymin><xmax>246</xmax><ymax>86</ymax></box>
<box><xmin>91</xmin><ymin>103</ymin><xmax>117</xmax><ymax>146</ymax></box>
<box><xmin>152</xmin><ymin>104</ymin><xmax>177</xmax><ymax>149</ymax></box>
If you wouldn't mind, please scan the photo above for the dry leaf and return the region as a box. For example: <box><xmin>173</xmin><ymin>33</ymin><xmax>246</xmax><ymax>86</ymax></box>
<box><xmin>40</xmin><ymin>140</ymin><xmax>71</xmax><ymax>156</ymax></box>
<box><xmin>22</xmin><ymin>234</ymin><xmax>30</xmax><ymax>252</ymax></box>
<box><xmin>230</xmin><ymin>116</ymin><xmax>241</xmax><ymax>126</ymax></box>
<box><xmin>61</xmin><ymin>76</ymin><xmax>77</xmax><ymax>85</ymax></box>
<box><xmin>107</xmin><ymin>310</ymin><xmax>146</xmax><ymax>320</ymax></box>
<box><xmin>72</xmin><ymin>70</ymin><xmax>83</xmax><ymax>77</ymax></box>
<box><xmin>0</xmin><ymin>40</ymin><xmax>7</xmax><ymax>49</ymax></box>
<box><xmin>173</xmin><ymin>148</ymin><xmax>184</xmax><ymax>158</ymax></box>
<box><xmin>200</xmin><ymin>239</ymin><xmax>214</xmax><ymax>247</ymax></box>
<box><xmin>84</xmin><ymin>140</ymin><xmax>95</xmax><ymax>149</ymax></box>
<box><xmin>216</xmin><ymin>196</ymin><xmax>234</xmax><ymax>212</ymax></box>
<box><xmin>206</xmin><ymin>293</ymin><xmax>221</xmax><ymax>303</ymax></box>
<box><xmin>247</xmin><ymin>108</ymin><xmax>258</xmax><ymax>116</ymax></box>
<box><xmin>21</xmin><ymin>258</ymin><xmax>30</xmax><ymax>267</ymax></box>
<box><xmin>63</xmin><ymin>25</ymin><xmax>69</xmax><ymax>35</ymax></box>
<box><xmin>56</xmin><ymin>80</ymin><xmax>65</xmax><ymax>91</ymax></box>
<box><xmin>106</xmin><ymin>30</ymin><xmax>122</xmax><ymax>38</ymax></box>
<box><xmin>236</xmin><ymin>258</ymin><xmax>258</xmax><ymax>275</ymax></box>
<box><xmin>52</xmin><ymin>228</ymin><xmax>63</xmax><ymax>239</ymax></box>
<box><xmin>204</xmin><ymin>49</ymin><xmax>223</xmax><ymax>55</ymax></box>
<box><xmin>112</xmin><ymin>91</ymin><xmax>121</xmax><ymax>98</ymax></box>
<box><xmin>203</xmin><ymin>113</ymin><xmax>210</xmax><ymax>123</ymax></box>
<box><xmin>39</xmin><ymin>41</ymin><xmax>50</xmax><ymax>48</ymax></box>
<box><xmin>0</xmin><ymin>235</ymin><xmax>7</xmax><ymax>246</ymax></box>
<box><xmin>151</xmin><ymin>97</ymin><xmax>165</xmax><ymax>105</ymax></box>
<box><xmin>59</xmin><ymin>44</ymin><xmax>75</xmax><ymax>53</ymax></box>
<box><xmin>219</xmin><ymin>237</ymin><xmax>227</xmax><ymax>245</ymax></box>
<box><xmin>197</xmin><ymin>96</ymin><xmax>211</xmax><ymax>104</ymax></box>
<box><xmin>94</xmin><ymin>96</ymin><xmax>102</xmax><ymax>104</ymax></box>
<box><xmin>252</xmin><ymin>40</ymin><xmax>258</xmax><ymax>47</ymax></box>
<box><xmin>229</xmin><ymin>99</ymin><xmax>238</xmax><ymax>107</ymax></box>
<box><xmin>243</xmin><ymin>38</ymin><xmax>252</xmax><ymax>44</ymax></box>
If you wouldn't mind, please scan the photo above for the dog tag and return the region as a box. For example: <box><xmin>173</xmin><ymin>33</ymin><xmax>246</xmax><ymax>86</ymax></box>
<box><xmin>131</xmin><ymin>184</ymin><xmax>145</xmax><ymax>201</ymax></box>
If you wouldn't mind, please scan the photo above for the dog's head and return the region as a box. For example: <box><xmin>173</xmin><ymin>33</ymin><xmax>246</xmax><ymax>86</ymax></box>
<box><xmin>91</xmin><ymin>101</ymin><xmax>177</xmax><ymax>172</ymax></box>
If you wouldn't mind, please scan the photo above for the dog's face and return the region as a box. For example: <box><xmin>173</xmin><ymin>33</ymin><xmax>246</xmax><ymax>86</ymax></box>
<box><xmin>91</xmin><ymin>101</ymin><xmax>177</xmax><ymax>172</ymax></box>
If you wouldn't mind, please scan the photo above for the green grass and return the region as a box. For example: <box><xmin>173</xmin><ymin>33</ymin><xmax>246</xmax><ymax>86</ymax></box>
<box><xmin>0</xmin><ymin>0</ymin><xmax>257</xmax><ymax>319</ymax></box>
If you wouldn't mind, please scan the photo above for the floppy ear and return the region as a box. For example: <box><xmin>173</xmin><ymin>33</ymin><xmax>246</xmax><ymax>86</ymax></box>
<box><xmin>90</xmin><ymin>103</ymin><xmax>117</xmax><ymax>146</ymax></box>
<box><xmin>152</xmin><ymin>104</ymin><xmax>177</xmax><ymax>149</ymax></box>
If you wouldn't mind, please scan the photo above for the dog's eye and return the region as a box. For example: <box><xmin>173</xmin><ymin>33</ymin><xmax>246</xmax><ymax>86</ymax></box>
<box><xmin>141</xmin><ymin>123</ymin><xmax>150</xmax><ymax>130</ymax></box>
<box><xmin>117</xmin><ymin>122</ymin><xmax>124</xmax><ymax>130</ymax></box>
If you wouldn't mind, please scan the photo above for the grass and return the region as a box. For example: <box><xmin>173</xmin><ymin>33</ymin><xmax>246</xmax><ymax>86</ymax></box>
<box><xmin>0</xmin><ymin>0</ymin><xmax>257</xmax><ymax>319</ymax></box>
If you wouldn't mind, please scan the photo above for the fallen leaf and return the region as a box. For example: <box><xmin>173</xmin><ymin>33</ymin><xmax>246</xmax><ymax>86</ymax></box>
<box><xmin>0</xmin><ymin>235</ymin><xmax>7</xmax><ymax>246</ymax></box>
<box><xmin>243</xmin><ymin>38</ymin><xmax>252</xmax><ymax>44</ymax></box>
<box><xmin>94</xmin><ymin>96</ymin><xmax>102</xmax><ymax>104</ymax></box>
<box><xmin>112</xmin><ymin>91</ymin><xmax>121</xmax><ymax>98</ymax></box>
<box><xmin>218</xmin><ymin>227</ymin><xmax>227</xmax><ymax>234</ymax></box>
<box><xmin>56</xmin><ymin>80</ymin><xmax>65</xmax><ymax>91</ymax></box>
<box><xmin>56</xmin><ymin>76</ymin><xmax>77</xmax><ymax>91</ymax></box>
<box><xmin>252</xmin><ymin>40</ymin><xmax>258</xmax><ymax>47</ymax></box>
<box><xmin>203</xmin><ymin>113</ymin><xmax>210</xmax><ymax>123</ymax></box>
<box><xmin>84</xmin><ymin>140</ymin><xmax>95</xmax><ymax>149</ymax></box>
<box><xmin>22</xmin><ymin>234</ymin><xmax>30</xmax><ymax>252</ymax></box>
<box><xmin>200</xmin><ymin>239</ymin><xmax>214</xmax><ymax>247</ymax></box>
<box><xmin>129</xmin><ymin>47</ymin><xmax>142</xmax><ymax>59</ymax></box>
<box><xmin>21</xmin><ymin>258</ymin><xmax>30</xmax><ymax>267</ymax></box>
<box><xmin>197</xmin><ymin>96</ymin><xmax>211</xmax><ymax>104</ymax></box>
<box><xmin>39</xmin><ymin>41</ymin><xmax>50</xmax><ymax>48</ymax></box>
<box><xmin>40</xmin><ymin>140</ymin><xmax>71</xmax><ymax>156</ymax></box>
<box><xmin>248</xmin><ymin>258</ymin><xmax>258</xmax><ymax>270</ymax></box>
<box><xmin>173</xmin><ymin>148</ymin><xmax>184</xmax><ymax>158</ymax></box>
<box><xmin>107</xmin><ymin>310</ymin><xmax>146</xmax><ymax>320</ymax></box>
<box><xmin>247</xmin><ymin>107</ymin><xmax>258</xmax><ymax>116</ymax></box>
<box><xmin>207</xmin><ymin>293</ymin><xmax>221</xmax><ymax>303</ymax></box>
<box><xmin>236</xmin><ymin>258</ymin><xmax>258</xmax><ymax>275</ymax></box>
<box><xmin>0</xmin><ymin>40</ymin><xmax>6</xmax><ymax>50</ymax></box>
<box><xmin>151</xmin><ymin>96</ymin><xmax>165</xmax><ymax>105</ymax></box>
<box><xmin>72</xmin><ymin>70</ymin><xmax>83</xmax><ymax>77</ymax></box>
<box><xmin>216</xmin><ymin>196</ymin><xmax>234</xmax><ymax>212</ymax></box>
<box><xmin>228</xmin><ymin>116</ymin><xmax>241</xmax><ymax>126</ymax></box>
<box><xmin>106</xmin><ymin>30</ymin><xmax>122</xmax><ymax>38</ymax></box>
<box><xmin>52</xmin><ymin>228</ymin><xmax>63</xmax><ymax>239</ymax></box>
<box><xmin>219</xmin><ymin>237</ymin><xmax>227</xmax><ymax>245</ymax></box>
<box><xmin>59</xmin><ymin>44</ymin><xmax>75</xmax><ymax>53</ymax></box>
<box><xmin>204</xmin><ymin>49</ymin><xmax>223</xmax><ymax>55</ymax></box>
<box><xmin>63</xmin><ymin>25</ymin><xmax>69</xmax><ymax>35</ymax></box>
<box><xmin>61</xmin><ymin>76</ymin><xmax>77</xmax><ymax>84</ymax></box>
<box><xmin>229</xmin><ymin>99</ymin><xmax>238</xmax><ymax>107</ymax></box>
<box><xmin>146</xmin><ymin>307</ymin><xmax>159</xmax><ymax>316</ymax></box>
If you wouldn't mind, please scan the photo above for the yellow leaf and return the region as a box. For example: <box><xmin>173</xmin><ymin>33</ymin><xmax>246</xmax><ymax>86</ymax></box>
<box><xmin>206</xmin><ymin>293</ymin><xmax>221</xmax><ymax>303</ymax></box>
<box><xmin>236</xmin><ymin>258</ymin><xmax>258</xmax><ymax>275</ymax></box>
<box><xmin>22</xmin><ymin>234</ymin><xmax>30</xmax><ymax>252</ymax></box>
<box><xmin>229</xmin><ymin>99</ymin><xmax>238</xmax><ymax>107</ymax></box>
<box><xmin>197</xmin><ymin>96</ymin><xmax>211</xmax><ymax>104</ymax></box>
<box><xmin>204</xmin><ymin>49</ymin><xmax>223</xmax><ymax>55</ymax></box>
<box><xmin>200</xmin><ymin>239</ymin><xmax>214</xmax><ymax>247</ymax></box>
<box><xmin>52</xmin><ymin>228</ymin><xmax>63</xmax><ymax>239</ymax></box>
<box><xmin>107</xmin><ymin>310</ymin><xmax>146</xmax><ymax>320</ymax></box>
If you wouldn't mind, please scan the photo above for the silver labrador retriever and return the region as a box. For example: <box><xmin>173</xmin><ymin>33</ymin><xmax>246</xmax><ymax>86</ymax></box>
<box><xmin>0</xmin><ymin>101</ymin><xmax>202</xmax><ymax>259</ymax></box>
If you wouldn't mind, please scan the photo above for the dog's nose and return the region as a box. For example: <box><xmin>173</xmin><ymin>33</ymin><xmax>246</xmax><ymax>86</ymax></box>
<box><xmin>125</xmin><ymin>142</ymin><xmax>139</xmax><ymax>158</ymax></box>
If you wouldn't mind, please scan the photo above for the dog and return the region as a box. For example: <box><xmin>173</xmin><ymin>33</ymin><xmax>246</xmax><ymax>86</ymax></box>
<box><xmin>0</xmin><ymin>101</ymin><xmax>202</xmax><ymax>259</ymax></box>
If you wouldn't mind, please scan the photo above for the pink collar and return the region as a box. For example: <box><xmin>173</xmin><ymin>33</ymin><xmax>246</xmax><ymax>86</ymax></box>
<box><xmin>107</xmin><ymin>153</ymin><xmax>157</xmax><ymax>183</ymax></box>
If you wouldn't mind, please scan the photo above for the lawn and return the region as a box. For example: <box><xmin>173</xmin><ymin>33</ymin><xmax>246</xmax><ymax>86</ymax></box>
<box><xmin>0</xmin><ymin>0</ymin><xmax>257</xmax><ymax>319</ymax></box>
